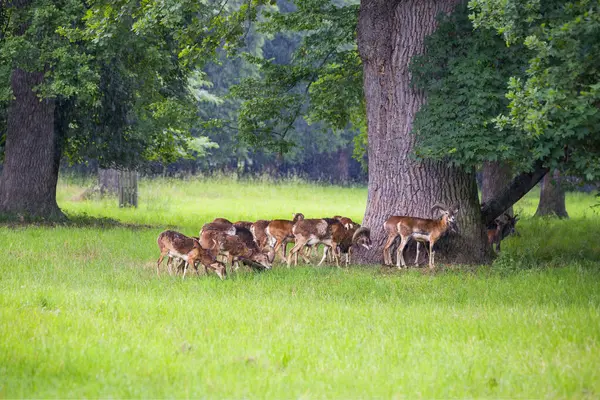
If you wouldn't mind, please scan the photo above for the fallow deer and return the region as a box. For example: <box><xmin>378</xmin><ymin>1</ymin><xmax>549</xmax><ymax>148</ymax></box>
<box><xmin>266</xmin><ymin>213</ymin><xmax>305</xmax><ymax>262</ymax></box>
<box><xmin>156</xmin><ymin>230</ymin><xmax>226</xmax><ymax>280</ymax></box>
<box><xmin>383</xmin><ymin>203</ymin><xmax>460</xmax><ymax>269</ymax></box>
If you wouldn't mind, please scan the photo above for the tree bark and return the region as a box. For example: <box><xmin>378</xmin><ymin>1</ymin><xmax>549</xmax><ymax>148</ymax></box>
<box><xmin>0</xmin><ymin>68</ymin><xmax>64</xmax><ymax>219</ymax></box>
<box><xmin>355</xmin><ymin>0</ymin><xmax>491</xmax><ymax>265</ymax></box>
<box><xmin>535</xmin><ymin>169</ymin><xmax>568</xmax><ymax>218</ymax></box>
<box><xmin>482</xmin><ymin>161</ymin><xmax>513</xmax><ymax>217</ymax></box>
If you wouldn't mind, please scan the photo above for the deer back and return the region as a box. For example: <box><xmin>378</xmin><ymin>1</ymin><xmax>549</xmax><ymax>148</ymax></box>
<box><xmin>157</xmin><ymin>230</ymin><xmax>196</xmax><ymax>255</ymax></box>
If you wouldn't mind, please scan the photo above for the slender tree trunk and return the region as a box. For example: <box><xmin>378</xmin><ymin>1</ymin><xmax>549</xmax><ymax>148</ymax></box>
<box><xmin>337</xmin><ymin>147</ymin><xmax>350</xmax><ymax>184</ymax></box>
<box><xmin>482</xmin><ymin>161</ymin><xmax>513</xmax><ymax>217</ymax></box>
<box><xmin>0</xmin><ymin>68</ymin><xmax>64</xmax><ymax>219</ymax></box>
<box><xmin>535</xmin><ymin>169</ymin><xmax>568</xmax><ymax>218</ymax></box>
<box><xmin>355</xmin><ymin>0</ymin><xmax>491</xmax><ymax>265</ymax></box>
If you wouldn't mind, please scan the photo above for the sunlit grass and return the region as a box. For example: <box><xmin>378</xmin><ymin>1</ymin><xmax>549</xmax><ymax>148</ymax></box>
<box><xmin>0</xmin><ymin>175</ymin><xmax>598</xmax><ymax>398</ymax></box>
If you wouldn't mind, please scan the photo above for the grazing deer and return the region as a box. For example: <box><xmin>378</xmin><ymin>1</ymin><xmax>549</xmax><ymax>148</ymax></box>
<box><xmin>200</xmin><ymin>228</ymin><xmax>272</xmax><ymax>271</ymax></box>
<box><xmin>266</xmin><ymin>213</ymin><xmax>305</xmax><ymax>262</ymax></box>
<box><xmin>487</xmin><ymin>213</ymin><xmax>519</xmax><ymax>252</ymax></box>
<box><xmin>287</xmin><ymin>218</ymin><xmax>346</xmax><ymax>267</ymax></box>
<box><xmin>156</xmin><ymin>230</ymin><xmax>226</xmax><ymax>280</ymax></box>
<box><xmin>234</xmin><ymin>226</ymin><xmax>274</xmax><ymax>270</ymax></box>
<box><xmin>250</xmin><ymin>219</ymin><xmax>271</xmax><ymax>250</ymax></box>
<box><xmin>337</xmin><ymin>226</ymin><xmax>372</xmax><ymax>266</ymax></box>
<box><xmin>383</xmin><ymin>203</ymin><xmax>460</xmax><ymax>269</ymax></box>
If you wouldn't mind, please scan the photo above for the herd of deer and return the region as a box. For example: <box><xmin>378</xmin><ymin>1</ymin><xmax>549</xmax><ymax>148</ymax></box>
<box><xmin>156</xmin><ymin>202</ymin><xmax>519</xmax><ymax>280</ymax></box>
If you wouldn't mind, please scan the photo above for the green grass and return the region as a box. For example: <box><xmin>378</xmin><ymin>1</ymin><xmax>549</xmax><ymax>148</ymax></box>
<box><xmin>1</xmin><ymin>175</ymin><xmax>599</xmax><ymax>398</ymax></box>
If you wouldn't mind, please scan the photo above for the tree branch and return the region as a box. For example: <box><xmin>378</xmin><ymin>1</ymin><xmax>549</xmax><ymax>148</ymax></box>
<box><xmin>480</xmin><ymin>160</ymin><xmax>549</xmax><ymax>226</ymax></box>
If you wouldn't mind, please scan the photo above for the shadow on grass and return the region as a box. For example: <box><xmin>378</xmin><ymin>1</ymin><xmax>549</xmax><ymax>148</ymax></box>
<box><xmin>0</xmin><ymin>211</ymin><xmax>158</xmax><ymax>230</ymax></box>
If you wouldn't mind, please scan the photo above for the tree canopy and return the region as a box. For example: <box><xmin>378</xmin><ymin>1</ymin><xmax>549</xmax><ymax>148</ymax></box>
<box><xmin>469</xmin><ymin>0</ymin><xmax>600</xmax><ymax>181</ymax></box>
<box><xmin>0</xmin><ymin>0</ymin><xmax>265</xmax><ymax>169</ymax></box>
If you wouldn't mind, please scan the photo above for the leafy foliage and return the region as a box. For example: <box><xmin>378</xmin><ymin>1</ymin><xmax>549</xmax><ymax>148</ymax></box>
<box><xmin>0</xmin><ymin>0</ymin><xmax>268</xmax><ymax>168</ymax></box>
<box><xmin>469</xmin><ymin>0</ymin><xmax>600</xmax><ymax>181</ymax></box>
<box><xmin>409</xmin><ymin>3</ymin><xmax>530</xmax><ymax>168</ymax></box>
<box><xmin>230</xmin><ymin>0</ymin><xmax>364</xmax><ymax>155</ymax></box>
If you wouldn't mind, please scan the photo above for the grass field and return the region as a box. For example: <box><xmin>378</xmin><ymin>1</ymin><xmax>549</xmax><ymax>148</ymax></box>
<box><xmin>1</xmin><ymin>175</ymin><xmax>599</xmax><ymax>398</ymax></box>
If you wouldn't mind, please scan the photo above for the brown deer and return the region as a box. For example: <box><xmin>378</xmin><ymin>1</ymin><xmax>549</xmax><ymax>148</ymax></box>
<box><xmin>234</xmin><ymin>226</ymin><xmax>274</xmax><ymax>270</ymax></box>
<box><xmin>303</xmin><ymin>215</ymin><xmax>356</xmax><ymax>259</ymax></box>
<box><xmin>487</xmin><ymin>213</ymin><xmax>519</xmax><ymax>252</ymax></box>
<box><xmin>383</xmin><ymin>203</ymin><xmax>460</xmax><ymax>269</ymax></box>
<box><xmin>200</xmin><ymin>228</ymin><xmax>272</xmax><ymax>271</ymax></box>
<box><xmin>287</xmin><ymin>218</ymin><xmax>346</xmax><ymax>267</ymax></box>
<box><xmin>337</xmin><ymin>226</ymin><xmax>372</xmax><ymax>266</ymax></box>
<box><xmin>266</xmin><ymin>213</ymin><xmax>305</xmax><ymax>262</ymax></box>
<box><xmin>250</xmin><ymin>219</ymin><xmax>271</xmax><ymax>250</ymax></box>
<box><xmin>156</xmin><ymin>230</ymin><xmax>226</xmax><ymax>280</ymax></box>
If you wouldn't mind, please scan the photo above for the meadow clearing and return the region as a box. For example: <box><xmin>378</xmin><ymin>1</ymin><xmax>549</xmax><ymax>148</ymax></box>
<box><xmin>1</xmin><ymin>175</ymin><xmax>599</xmax><ymax>398</ymax></box>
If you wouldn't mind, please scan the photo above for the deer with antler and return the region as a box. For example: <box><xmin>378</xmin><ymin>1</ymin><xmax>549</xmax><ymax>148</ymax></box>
<box><xmin>383</xmin><ymin>203</ymin><xmax>459</xmax><ymax>269</ymax></box>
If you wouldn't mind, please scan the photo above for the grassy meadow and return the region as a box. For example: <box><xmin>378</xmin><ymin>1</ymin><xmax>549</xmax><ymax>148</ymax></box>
<box><xmin>1</xmin><ymin>175</ymin><xmax>599</xmax><ymax>398</ymax></box>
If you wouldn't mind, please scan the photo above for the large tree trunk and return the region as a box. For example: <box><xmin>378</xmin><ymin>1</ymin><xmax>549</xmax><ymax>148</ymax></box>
<box><xmin>535</xmin><ymin>169</ymin><xmax>568</xmax><ymax>218</ymax></box>
<box><xmin>0</xmin><ymin>68</ymin><xmax>64</xmax><ymax>220</ymax></box>
<box><xmin>482</xmin><ymin>161</ymin><xmax>513</xmax><ymax>217</ymax></box>
<box><xmin>355</xmin><ymin>0</ymin><xmax>491</xmax><ymax>265</ymax></box>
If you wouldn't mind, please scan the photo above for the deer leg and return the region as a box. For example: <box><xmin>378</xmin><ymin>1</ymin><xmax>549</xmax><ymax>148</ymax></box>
<box><xmin>429</xmin><ymin>241</ymin><xmax>435</xmax><ymax>269</ymax></box>
<box><xmin>318</xmin><ymin>246</ymin><xmax>329</xmax><ymax>266</ymax></box>
<box><xmin>287</xmin><ymin>238</ymin><xmax>306</xmax><ymax>268</ymax></box>
<box><xmin>156</xmin><ymin>253</ymin><xmax>166</xmax><ymax>276</ymax></box>
<box><xmin>299</xmin><ymin>244</ymin><xmax>311</xmax><ymax>264</ymax></box>
<box><xmin>331</xmin><ymin>244</ymin><xmax>340</xmax><ymax>268</ymax></box>
<box><xmin>396</xmin><ymin>237</ymin><xmax>409</xmax><ymax>269</ymax></box>
<box><xmin>346</xmin><ymin>249</ymin><xmax>350</xmax><ymax>266</ymax></box>
<box><xmin>414</xmin><ymin>242</ymin><xmax>420</xmax><ymax>266</ymax></box>
<box><xmin>383</xmin><ymin>233</ymin><xmax>398</xmax><ymax>265</ymax></box>
<box><xmin>273</xmin><ymin>241</ymin><xmax>286</xmax><ymax>263</ymax></box>
<box><xmin>304</xmin><ymin>245</ymin><xmax>312</xmax><ymax>259</ymax></box>
<box><xmin>182</xmin><ymin>262</ymin><xmax>189</xmax><ymax>280</ymax></box>
<box><xmin>282</xmin><ymin>239</ymin><xmax>289</xmax><ymax>259</ymax></box>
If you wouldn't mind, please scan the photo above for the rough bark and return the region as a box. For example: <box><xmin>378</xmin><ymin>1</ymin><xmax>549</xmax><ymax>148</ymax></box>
<box><xmin>481</xmin><ymin>161</ymin><xmax>549</xmax><ymax>226</ymax></box>
<box><xmin>0</xmin><ymin>68</ymin><xmax>64</xmax><ymax>219</ymax></box>
<box><xmin>482</xmin><ymin>161</ymin><xmax>513</xmax><ymax>217</ymax></box>
<box><xmin>535</xmin><ymin>169</ymin><xmax>568</xmax><ymax>218</ymax></box>
<box><xmin>355</xmin><ymin>0</ymin><xmax>491</xmax><ymax>265</ymax></box>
